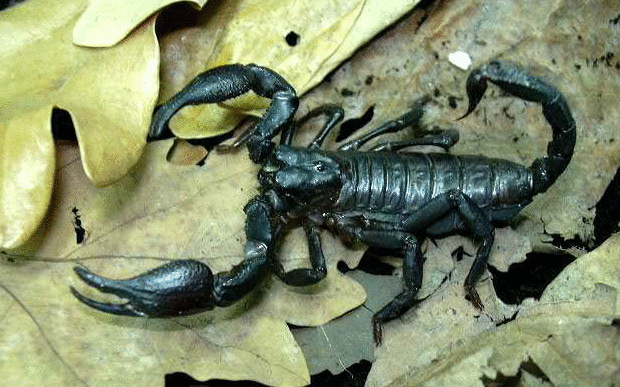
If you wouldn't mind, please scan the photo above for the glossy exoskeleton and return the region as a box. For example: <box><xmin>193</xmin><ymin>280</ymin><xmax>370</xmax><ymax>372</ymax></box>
<box><xmin>71</xmin><ymin>61</ymin><xmax>575</xmax><ymax>345</ymax></box>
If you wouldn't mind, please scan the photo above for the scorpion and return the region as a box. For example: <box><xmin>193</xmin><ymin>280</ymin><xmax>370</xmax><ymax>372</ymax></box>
<box><xmin>70</xmin><ymin>61</ymin><xmax>575</xmax><ymax>345</ymax></box>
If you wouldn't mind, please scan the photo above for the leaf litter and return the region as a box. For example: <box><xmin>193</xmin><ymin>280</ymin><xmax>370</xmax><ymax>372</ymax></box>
<box><xmin>290</xmin><ymin>0</ymin><xmax>620</xmax><ymax>385</ymax></box>
<box><xmin>2</xmin><ymin>142</ymin><xmax>366</xmax><ymax>386</ymax></box>
<box><xmin>2</xmin><ymin>0</ymin><xmax>620</xmax><ymax>385</ymax></box>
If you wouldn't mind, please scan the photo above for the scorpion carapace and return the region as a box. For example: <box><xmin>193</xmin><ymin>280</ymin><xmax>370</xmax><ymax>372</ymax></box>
<box><xmin>71</xmin><ymin>61</ymin><xmax>575</xmax><ymax>345</ymax></box>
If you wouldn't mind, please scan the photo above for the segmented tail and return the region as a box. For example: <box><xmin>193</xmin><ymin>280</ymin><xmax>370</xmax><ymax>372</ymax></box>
<box><xmin>461</xmin><ymin>61</ymin><xmax>576</xmax><ymax>194</ymax></box>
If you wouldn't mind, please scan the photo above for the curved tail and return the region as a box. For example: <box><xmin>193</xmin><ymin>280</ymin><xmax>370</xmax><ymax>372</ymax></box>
<box><xmin>461</xmin><ymin>61</ymin><xmax>576</xmax><ymax>194</ymax></box>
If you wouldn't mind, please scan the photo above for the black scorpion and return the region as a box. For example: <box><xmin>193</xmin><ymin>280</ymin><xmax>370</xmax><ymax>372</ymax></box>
<box><xmin>71</xmin><ymin>61</ymin><xmax>575</xmax><ymax>344</ymax></box>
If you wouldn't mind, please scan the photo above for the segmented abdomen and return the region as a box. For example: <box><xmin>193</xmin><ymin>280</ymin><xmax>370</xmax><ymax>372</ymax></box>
<box><xmin>334</xmin><ymin>152</ymin><xmax>533</xmax><ymax>213</ymax></box>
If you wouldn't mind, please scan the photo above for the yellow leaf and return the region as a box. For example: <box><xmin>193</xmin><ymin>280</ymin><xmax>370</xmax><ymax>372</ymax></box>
<box><xmin>72</xmin><ymin>0</ymin><xmax>208</xmax><ymax>48</ymax></box>
<box><xmin>0</xmin><ymin>107</ymin><xmax>54</xmax><ymax>248</ymax></box>
<box><xmin>0</xmin><ymin>0</ymin><xmax>159</xmax><ymax>248</ymax></box>
<box><xmin>157</xmin><ymin>0</ymin><xmax>423</xmax><ymax>138</ymax></box>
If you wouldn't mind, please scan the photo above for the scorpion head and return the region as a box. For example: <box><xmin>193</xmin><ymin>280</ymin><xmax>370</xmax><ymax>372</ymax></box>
<box><xmin>259</xmin><ymin>145</ymin><xmax>345</xmax><ymax>206</ymax></box>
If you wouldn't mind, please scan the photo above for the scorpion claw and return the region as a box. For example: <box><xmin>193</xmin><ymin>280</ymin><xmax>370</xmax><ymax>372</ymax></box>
<box><xmin>71</xmin><ymin>260</ymin><xmax>217</xmax><ymax>317</ymax></box>
<box><xmin>71</xmin><ymin>266</ymin><xmax>148</xmax><ymax>316</ymax></box>
<box><xmin>70</xmin><ymin>285</ymin><xmax>144</xmax><ymax>316</ymax></box>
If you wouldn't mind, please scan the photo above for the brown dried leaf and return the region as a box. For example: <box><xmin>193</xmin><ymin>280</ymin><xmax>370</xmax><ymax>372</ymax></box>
<box><xmin>165</xmin><ymin>139</ymin><xmax>209</xmax><ymax>165</ymax></box>
<box><xmin>373</xmin><ymin>236</ymin><xmax>620</xmax><ymax>387</ymax></box>
<box><xmin>302</xmin><ymin>0</ymin><xmax>620</xmax><ymax>245</ymax></box>
<box><xmin>366</xmin><ymin>236</ymin><xmax>518</xmax><ymax>387</ymax></box>
<box><xmin>540</xmin><ymin>232</ymin><xmax>620</xmax><ymax>313</ymax></box>
<box><xmin>385</xmin><ymin>313</ymin><xmax>620</xmax><ymax>387</ymax></box>
<box><xmin>294</xmin><ymin>0</ymin><xmax>620</xmax><ymax>384</ymax></box>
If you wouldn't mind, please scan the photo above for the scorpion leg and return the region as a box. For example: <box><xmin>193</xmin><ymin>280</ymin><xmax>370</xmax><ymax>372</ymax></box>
<box><xmin>71</xmin><ymin>195</ymin><xmax>280</xmax><ymax>316</ymax></box>
<box><xmin>272</xmin><ymin>220</ymin><xmax>327</xmax><ymax>286</ymax></box>
<box><xmin>337</xmin><ymin>96</ymin><xmax>430</xmax><ymax>151</ymax></box>
<box><xmin>279</xmin><ymin>105</ymin><xmax>344</xmax><ymax>148</ymax></box>
<box><xmin>148</xmin><ymin>64</ymin><xmax>298</xmax><ymax>163</ymax></box>
<box><xmin>401</xmin><ymin>189</ymin><xmax>494</xmax><ymax>310</ymax></box>
<box><xmin>375</xmin><ymin>237</ymin><xmax>423</xmax><ymax>346</ymax></box>
<box><xmin>367</xmin><ymin>128</ymin><xmax>459</xmax><ymax>152</ymax></box>
<box><xmin>349</xmin><ymin>229</ymin><xmax>423</xmax><ymax>345</ymax></box>
<box><xmin>305</xmin><ymin>106</ymin><xmax>345</xmax><ymax>149</ymax></box>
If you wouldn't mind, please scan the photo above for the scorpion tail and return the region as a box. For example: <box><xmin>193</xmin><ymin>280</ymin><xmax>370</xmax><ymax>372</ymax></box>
<box><xmin>461</xmin><ymin>61</ymin><xmax>576</xmax><ymax>194</ymax></box>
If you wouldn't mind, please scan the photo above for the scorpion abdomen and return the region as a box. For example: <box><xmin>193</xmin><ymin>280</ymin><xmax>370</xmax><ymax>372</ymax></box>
<box><xmin>334</xmin><ymin>151</ymin><xmax>532</xmax><ymax>221</ymax></box>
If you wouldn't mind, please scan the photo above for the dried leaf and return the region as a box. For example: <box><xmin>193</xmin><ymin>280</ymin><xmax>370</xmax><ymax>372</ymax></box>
<box><xmin>2</xmin><ymin>141</ymin><xmax>365</xmax><ymax>385</ymax></box>
<box><xmin>366</xmin><ymin>236</ymin><xmax>518</xmax><ymax>387</ymax></box>
<box><xmin>0</xmin><ymin>0</ymin><xmax>159</xmax><ymax>248</ymax></box>
<box><xmin>165</xmin><ymin>139</ymin><xmax>209</xmax><ymax>165</ymax></box>
<box><xmin>540</xmin><ymin>232</ymin><xmax>620</xmax><ymax>313</ymax></box>
<box><xmin>302</xmin><ymin>0</ymin><xmax>620</xmax><ymax>246</ymax></box>
<box><xmin>292</xmin><ymin>230</ymin><xmax>529</xmax><ymax>377</ymax></box>
<box><xmin>488</xmin><ymin>228</ymin><xmax>532</xmax><ymax>272</ymax></box>
<box><xmin>292</xmin><ymin>271</ymin><xmax>403</xmax><ymax>375</ymax></box>
<box><xmin>72</xmin><ymin>0</ymin><xmax>208</xmax><ymax>47</ymax></box>
<box><xmin>385</xmin><ymin>314</ymin><xmax>620</xmax><ymax>387</ymax></box>
<box><xmin>4</xmin><ymin>0</ymin><xmax>620</xmax><ymax>385</ymax></box>
<box><xmin>374</xmin><ymin>236</ymin><xmax>620</xmax><ymax>387</ymax></box>
<box><xmin>0</xmin><ymin>258</ymin><xmax>310</xmax><ymax>386</ymax></box>
<box><xmin>157</xmin><ymin>0</ymin><xmax>423</xmax><ymax>138</ymax></box>
<box><xmin>0</xmin><ymin>107</ymin><xmax>55</xmax><ymax>248</ymax></box>
<box><xmin>318</xmin><ymin>0</ymin><xmax>620</xmax><ymax>384</ymax></box>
